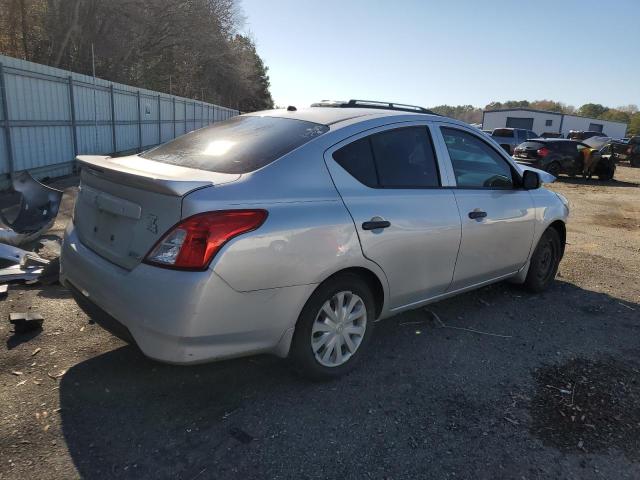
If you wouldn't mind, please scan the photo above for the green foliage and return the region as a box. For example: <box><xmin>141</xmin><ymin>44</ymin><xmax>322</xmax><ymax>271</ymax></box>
<box><xmin>0</xmin><ymin>0</ymin><xmax>273</xmax><ymax>111</ymax></box>
<box><xmin>627</xmin><ymin>113</ymin><xmax>640</xmax><ymax>136</ymax></box>
<box><xmin>577</xmin><ymin>103</ymin><xmax>609</xmax><ymax>118</ymax></box>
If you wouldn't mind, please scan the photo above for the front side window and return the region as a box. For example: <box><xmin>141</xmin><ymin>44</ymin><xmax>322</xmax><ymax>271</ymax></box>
<box><xmin>332</xmin><ymin>126</ymin><xmax>440</xmax><ymax>188</ymax></box>
<box><xmin>441</xmin><ymin>127</ymin><xmax>514</xmax><ymax>189</ymax></box>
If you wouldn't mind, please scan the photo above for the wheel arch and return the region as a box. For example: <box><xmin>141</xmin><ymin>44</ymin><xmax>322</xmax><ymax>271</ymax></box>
<box><xmin>548</xmin><ymin>219</ymin><xmax>566</xmax><ymax>257</ymax></box>
<box><xmin>311</xmin><ymin>267</ymin><xmax>386</xmax><ymax>320</ymax></box>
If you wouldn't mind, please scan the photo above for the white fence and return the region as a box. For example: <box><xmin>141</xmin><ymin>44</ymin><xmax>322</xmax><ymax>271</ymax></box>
<box><xmin>0</xmin><ymin>55</ymin><xmax>239</xmax><ymax>187</ymax></box>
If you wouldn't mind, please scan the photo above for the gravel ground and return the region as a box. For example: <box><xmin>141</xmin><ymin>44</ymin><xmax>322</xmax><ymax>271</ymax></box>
<box><xmin>1</xmin><ymin>164</ymin><xmax>639</xmax><ymax>480</ymax></box>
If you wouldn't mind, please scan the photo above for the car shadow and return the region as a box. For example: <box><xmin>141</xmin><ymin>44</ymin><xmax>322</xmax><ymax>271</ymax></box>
<box><xmin>59</xmin><ymin>280</ymin><xmax>640</xmax><ymax>479</ymax></box>
<box><xmin>556</xmin><ymin>176</ymin><xmax>639</xmax><ymax>188</ymax></box>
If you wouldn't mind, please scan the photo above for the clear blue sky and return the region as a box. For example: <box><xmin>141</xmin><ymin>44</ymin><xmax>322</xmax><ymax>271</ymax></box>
<box><xmin>241</xmin><ymin>0</ymin><xmax>640</xmax><ymax>109</ymax></box>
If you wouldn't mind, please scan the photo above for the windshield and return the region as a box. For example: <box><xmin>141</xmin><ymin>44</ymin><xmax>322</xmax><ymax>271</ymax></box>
<box><xmin>141</xmin><ymin>115</ymin><xmax>329</xmax><ymax>174</ymax></box>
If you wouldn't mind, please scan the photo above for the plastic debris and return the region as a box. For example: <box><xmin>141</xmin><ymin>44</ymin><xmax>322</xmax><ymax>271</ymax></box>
<box><xmin>0</xmin><ymin>172</ymin><xmax>63</xmax><ymax>246</ymax></box>
<box><xmin>9</xmin><ymin>312</ymin><xmax>44</xmax><ymax>333</ymax></box>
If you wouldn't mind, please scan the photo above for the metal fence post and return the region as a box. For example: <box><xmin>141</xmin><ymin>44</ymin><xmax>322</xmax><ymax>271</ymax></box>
<box><xmin>67</xmin><ymin>76</ymin><xmax>78</xmax><ymax>158</ymax></box>
<box><xmin>0</xmin><ymin>62</ymin><xmax>15</xmax><ymax>177</ymax></box>
<box><xmin>109</xmin><ymin>84</ymin><xmax>117</xmax><ymax>154</ymax></box>
<box><xmin>137</xmin><ymin>91</ymin><xmax>142</xmax><ymax>151</ymax></box>
<box><xmin>184</xmin><ymin>100</ymin><xmax>187</xmax><ymax>133</ymax></box>
<box><xmin>172</xmin><ymin>97</ymin><xmax>176</xmax><ymax>139</ymax></box>
<box><xmin>157</xmin><ymin>94</ymin><xmax>161</xmax><ymax>144</ymax></box>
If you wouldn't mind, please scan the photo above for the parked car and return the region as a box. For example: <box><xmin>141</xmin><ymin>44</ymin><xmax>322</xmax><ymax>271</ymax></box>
<box><xmin>599</xmin><ymin>139</ymin><xmax>631</xmax><ymax>162</ymax></box>
<box><xmin>513</xmin><ymin>138</ymin><xmax>615</xmax><ymax>180</ymax></box>
<box><xmin>627</xmin><ymin>136</ymin><xmax>640</xmax><ymax>167</ymax></box>
<box><xmin>540</xmin><ymin>132</ymin><xmax>563</xmax><ymax>138</ymax></box>
<box><xmin>61</xmin><ymin>100</ymin><xmax>568</xmax><ymax>379</ymax></box>
<box><xmin>567</xmin><ymin>130</ymin><xmax>605</xmax><ymax>141</ymax></box>
<box><xmin>491</xmin><ymin>128</ymin><xmax>539</xmax><ymax>154</ymax></box>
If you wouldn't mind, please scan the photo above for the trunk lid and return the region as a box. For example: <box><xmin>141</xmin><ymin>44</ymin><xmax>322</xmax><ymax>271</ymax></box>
<box><xmin>74</xmin><ymin>155</ymin><xmax>240</xmax><ymax>270</ymax></box>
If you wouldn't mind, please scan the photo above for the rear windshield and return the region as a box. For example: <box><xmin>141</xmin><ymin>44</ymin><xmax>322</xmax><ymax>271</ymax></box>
<box><xmin>141</xmin><ymin>116</ymin><xmax>329</xmax><ymax>174</ymax></box>
<box><xmin>492</xmin><ymin>129</ymin><xmax>514</xmax><ymax>137</ymax></box>
<box><xmin>517</xmin><ymin>141</ymin><xmax>546</xmax><ymax>149</ymax></box>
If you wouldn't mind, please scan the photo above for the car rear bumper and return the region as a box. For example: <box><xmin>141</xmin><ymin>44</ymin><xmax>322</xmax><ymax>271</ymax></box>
<box><xmin>61</xmin><ymin>222</ymin><xmax>315</xmax><ymax>364</ymax></box>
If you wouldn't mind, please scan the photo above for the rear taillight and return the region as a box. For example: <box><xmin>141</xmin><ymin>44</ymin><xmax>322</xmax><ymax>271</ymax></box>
<box><xmin>144</xmin><ymin>210</ymin><xmax>268</xmax><ymax>270</ymax></box>
<box><xmin>537</xmin><ymin>147</ymin><xmax>550</xmax><ymax>157</ymax></box>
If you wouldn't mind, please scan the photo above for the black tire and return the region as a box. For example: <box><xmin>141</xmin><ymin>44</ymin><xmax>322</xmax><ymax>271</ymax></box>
<box><xmin>598</xmin><ymin>165</ymin><xmax>615</xmax><ymax>181</ymax></box>
<box><xmin>631</xmin><ymin>156</ymin><xmax>640</xmax><ymax>168</ymax></box>
<box><xmin>289</xmin><ymin>272</ymin><xmax>375</xmax><ymax>380</ymax></box>
<box><xmin>524</xmin><ymin>228</ymin><xmax>562</xmax><ymax>293</ymax></box>
<box><xmin>546</xmin><ymin>162</ymin><xmax>561</xmax><ymax>178</ymax></box>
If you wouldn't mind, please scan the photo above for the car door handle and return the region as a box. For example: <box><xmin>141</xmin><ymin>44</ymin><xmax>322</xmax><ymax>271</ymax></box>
<box><xmin>468</xmin><ymin>210</ymin><xmax>487</xmax><ymax>220</ymax></box>
<box><xmin>362</xmin><ymin>220</ymin><xmax>391</xmax><ymax>230</ymax></box>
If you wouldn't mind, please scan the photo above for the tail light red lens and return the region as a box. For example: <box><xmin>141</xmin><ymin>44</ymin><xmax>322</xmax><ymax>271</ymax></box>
<box><xmin>144</xmin><ymin>210</ymin><xmax>268</xmax><ymax>270</ymax></box>
<box><xmin>537</xmin><ymin>147</ymin><xmax>550</xmax><ymax>157</ymax></box>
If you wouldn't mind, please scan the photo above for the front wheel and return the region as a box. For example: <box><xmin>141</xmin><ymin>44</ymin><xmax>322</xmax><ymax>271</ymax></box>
<box><xmin>598</xmin><ymin>165</ymin><xmax>615</xmax><ymax>181</ymax></box>
<box><xmin>289</xmin><ymin>273</ymin><xmax>375</xmax><ymax>380</ymax></box>
<box><xmin>546</xmin><ymin>162</ymin><xmax>561</xmax><ymax>178</ymax></box>
<box><xmin>524</xmin><ymin>228</ymin><xmax>562</xmax><ymax>293</ymax></box>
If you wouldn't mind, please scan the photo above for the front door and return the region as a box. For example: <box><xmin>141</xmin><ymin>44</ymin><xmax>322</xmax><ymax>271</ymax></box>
<box><xmin>435</xmin><ymin>124</ymin><xmax>536</xmax><ymax>290</ymax></box>
<box><xmin>324</xmin><ymin>123</ymin><xmax>462</xmax><ymax>309</ymax></box>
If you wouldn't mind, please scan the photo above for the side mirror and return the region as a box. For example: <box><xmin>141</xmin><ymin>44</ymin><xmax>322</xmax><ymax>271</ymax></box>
<box><xmin>522</xmin><ymin>170</ymin><xmax>541</xmax><ymax>190</ymax></box>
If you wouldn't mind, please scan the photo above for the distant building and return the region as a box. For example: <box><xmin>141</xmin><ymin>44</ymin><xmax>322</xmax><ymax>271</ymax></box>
<box><xmin>482</xmin><ymin>108</ymin><xmax>628</xmax><ymax>139</ymax></box>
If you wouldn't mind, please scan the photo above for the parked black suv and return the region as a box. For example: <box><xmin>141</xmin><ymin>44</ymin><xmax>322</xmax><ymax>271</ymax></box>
<box><xmin>513</xmin><ymin>139</ymin><xmax>615</xmax><ymax>180</ymax></box>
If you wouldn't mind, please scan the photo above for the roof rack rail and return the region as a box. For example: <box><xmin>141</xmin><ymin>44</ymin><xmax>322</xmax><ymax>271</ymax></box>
<box><xmin>311</xmin><ymin>99</ymin><xmax>436</xmax><ymax>115</ymax></box>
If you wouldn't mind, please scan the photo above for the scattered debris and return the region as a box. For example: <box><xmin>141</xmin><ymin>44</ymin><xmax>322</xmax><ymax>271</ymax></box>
<box><xmin>31</xmin><ymin>347</ymin><xmax>41</xmax><ymax>356</ymax></box>
<box><xmin>0</xmin><ymin>172</ymin><xmax>63</xmax><ymax>246</ymax></box>
<box><xmin>47</xmin><ymin>370</ymin><xmax>66</xmax><ymax>380</ymax></box>
<box><xmin>9</xmin><ymin>312</ymin><xmax>44</xmax><ymax>333</ymax></box>
<box><xmin>530</xmin><ymin>357</ymin><xmax>640</xmax><ymax>459</ymax></box>
<box><xmin>0</xmin><ymin>243</ymin><xmax>50</xmax><ymax>284</ymax></box>
<box><xmin>617</xmin><ymin>301</ymin><xmax>635</xmax><ymax>311</ymax></box>
<box><xmin>11</xmin><ymin>371</ymin><xmax>23</xmax><ymax>376</ymax></box>
<box><xmin>504</xmin><ymin>416</ymin><xmax>520</xmax><ymax>426</ymax></box>
<box><xmin>425</xmin><ymin>309</ymin><xmax>512</xmax><ymax>339</ymax></box>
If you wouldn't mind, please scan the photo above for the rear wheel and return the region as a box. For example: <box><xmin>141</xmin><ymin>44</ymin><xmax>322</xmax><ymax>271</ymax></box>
<box><xmin>524</xmin><ymin>228</ymin><xmax>562</xmax><ymax>293</ymax></box>
<box><xmin>631</xmin><ymin>155</ymin><xmax>640</xmax><ymax>168</ymax></box>
<box><xmin>289</xmin><ymin>273</ymin><xmax>375</xmax><ymax>380</ymax></box>
<box><xmin>546</xmin><ymin>162</ymin><xmax>561</xmax><ymax>178</ymax></box>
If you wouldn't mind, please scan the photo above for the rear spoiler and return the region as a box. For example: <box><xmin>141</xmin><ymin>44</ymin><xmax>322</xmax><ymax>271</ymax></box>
<box><xmin>76</xmin><ymin>155</ymin><xmax>240</xmax><ymax>196</ymax></box>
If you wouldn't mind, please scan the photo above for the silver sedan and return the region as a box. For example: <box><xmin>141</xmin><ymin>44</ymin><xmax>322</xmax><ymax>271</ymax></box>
<box><xmin>61</xmin><ymin>102</ymin><xmax>569</xmax><ymax>378</ymax></box>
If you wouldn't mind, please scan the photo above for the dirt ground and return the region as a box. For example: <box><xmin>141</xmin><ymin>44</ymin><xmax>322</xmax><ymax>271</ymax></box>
<box><xmin>1</xmin><ymin>164</ymin><xmax>639</xmax><ymax>480</ymax></box>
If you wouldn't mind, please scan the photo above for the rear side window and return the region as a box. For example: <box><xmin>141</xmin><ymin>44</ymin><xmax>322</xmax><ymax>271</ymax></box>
<box><xmin>333</xmin><ymin>127</ymin><xmax>440</xmax><ymax>188</ymax></box>
<box><xmin>141</xmin><ymin>116</ymin><xmax>329</xmax><ymax>174</ymax></box>
<box><xmin>332</xmin><ymin>138</ymin><xmax>377</xmax><ymax>187</ymax></box>
<box><xmin>492</xmin><ymin>129</ymin><xmax>514</xmax><ymax>137</ymax></box>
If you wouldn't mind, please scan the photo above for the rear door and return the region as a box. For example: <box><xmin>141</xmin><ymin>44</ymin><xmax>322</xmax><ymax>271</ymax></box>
<box><xmin>434</xmin><ymin>124</ymin><xmax>535</xmax><ymax>290</ymax></box>
<box><xmin>324</xmin><ymin>122</ymin><xmax>461</xmax><ymax>309</ymax></box>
